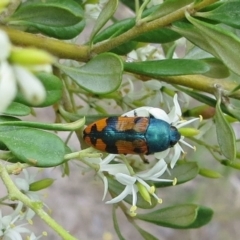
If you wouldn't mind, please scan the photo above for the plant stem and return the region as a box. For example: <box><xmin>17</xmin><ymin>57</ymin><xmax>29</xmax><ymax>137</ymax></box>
<box><xmin>0</xmin><ymin>163</ymin><xmax>78</xmax><ymax>240</ymax></box>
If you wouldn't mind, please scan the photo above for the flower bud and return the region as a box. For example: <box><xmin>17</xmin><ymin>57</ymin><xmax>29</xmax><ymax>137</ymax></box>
<box><xmin>188</xmin><ymin>105</ymin><xmax>215</xmax><ymax>119</ymax></box>
<box><xmin>9</xmin><ymin>48</ymin><xmax>55</xmax><ymax>65</ymax></box>
<box><xmin>0</xmin><ymin>30</ymin><xmax>11</xmax><ymax>60</ymax></box>
<box><xmin>137</xmin><ymin>182</ymin><xmax>151</xmax><ymax>205</ymax></box>
<box><xmin>199</xmin><ymin>168</ymin><xmax>222</xmax><ymax>178</ymax></box>
<box><xmin>0</xmin><ymin>0</ymin><xmax>10</xmax><ymax>12</ymax></box>
<box><xmin>29</xmin><ymin>178</ymin><xmax>55</xmax><ymax>191</ymax></box>
<box><xmin>179</xmin><ymin>127</ymin><xmax>200</xmax><ymax>137</ymax></box>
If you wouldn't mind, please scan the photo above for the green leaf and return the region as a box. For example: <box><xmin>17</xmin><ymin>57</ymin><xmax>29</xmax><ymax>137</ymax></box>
<box><xmin>176</xmin><ymin>86</ymin><xmax>238</xmax><ymax>120</ymax></box>
<box><xmin>199</xmin><ymin>168</ymin><xmax>222</xmax><ymax>178</ymax></box>
<box><xmin>173</xmin><ymin>14</ymin><xmax>240</xmax><ymax>76</ymax></box>
<box><xmin>137</xmin><ymin>204</ymin><xmax>213</xmax><ymax>229</ymax></box>
<box><xmin>112</xmin><ymin>206</ymin><xmax>126</xmax><ymax>240</ymax></box>
<box><xmin>133</xmin><ymin>28</ymin><xmax>181</xmax><ymax>44</ymax></box>
<box><xmin>215</xmin><ymin>97</ymin><xmax>236</xmax><ymax>161</ymax></box>
<box><xmin>29</xmin><ymin>178</ymin><xmax>55</xmax><ymax>191</ymax></box>
<box><xmin>58</xmin><ymin>53</ymin><xmax>123</xmax><ymax>94</ymax></box>
<box><xmin>135</xmin><ymin>225</ymin><xmax>158</xmax><ymax>240</ymax></box>
<box><xmin>90</xmin><ymin>0</ymin><xmax>118</xmax><ymax>41</ymax></box>
<box><xmin>0</xmin><ymin>126</ymin><xmax>66</xmax><ymax>167</ymax></box>
<box><xmin>154</xmin><ymin>162</ymin><xmax>199</xmax><ymax>187</ymax></box>
<box><xmin>15</xmin><ymin>72</ymin><xmax>63</xmax><ymax>107</ymax></box>
<box><xmin>201</xmin><ymin>58</ymin><xmax>230</xmax><ymax>78</ymax></box>
<box><xmin>3</xmin><ymin>102</ymin><xmax>31</xmax><ymax>116</ymax></box>
<box><xmin>108</xmin><ymin>177</ymin><xmax>158</xmax><ymax>209</ymax></box>
<box><xmin>8</xmin><ymin>0</ymin><xmax>85</xmax><ymax>39</ymax></box>
<box><xmin>0</xmin><ymin>116</ymin><xmax>21</xmax><ymax>150</ymax></box>
<box><xmin>124</xmin><ymin>59</ymin><xmax>210</xmax><ymax>77</ymax></box>
<box><xmin>145</xmin><ymin>0</ymin><xmax>193</xmax><ymax>21</ymax></box>
<box><xmin>196</xmin><ymin>1</ymin><xmax>240</xmax><ymax>29</ymax></box>
<box><xmin>186</xmin><ymin>206</ymin><xmax>214</xmax><ymax>228</ymax></box>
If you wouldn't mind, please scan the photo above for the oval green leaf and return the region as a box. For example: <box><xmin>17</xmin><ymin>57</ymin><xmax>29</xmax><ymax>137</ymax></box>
<box><xmin>58</xmin><ymin>53</ymin><xmax>123</xmax><ymax>94</ymax></box>
<box><xmin>124</xmin><ymin>59</ymin><xmax>210</xmax><ymax>77</ymax></box>
<box><xmin>215</xmin><ymin>98</ymin><xmax>236</xmax><ymax>161</ymax></box>
<box><xmin>196</xmin><ymin>1</ymin><xmax>240</xmax><ymax>29</ymax></box>
<box><xmin>174</xmin><ymin>13</ymin><xmax>240</xmax><ymax>76</ymax></box>
<box><xmin>154</xmin><ymin>162</ymin><xmax>199</xmax><ymax>187</ymax></box>
<box><xmin>15</xmin><ymin>72</ymin><xmax>63</xmax><ymax>107</ymax></box>
<box><xmin>8</xmin><ymin>0</ymin><xmax>85</xmax><ymax>39</ymax></box>
<box><xmin>137</xmin><ymin>204</ymin><xmax>213</xmax><ymax>229</ymax></box>
<box><xmin>3</xmin><ymin>102</ymin><xmax>31</xmax><ymax>116</ymax></box>
<box><xmin>135</xmin><ymin>225</ymin><xmax>158</xmax><ymax>240</ymax></box>
<box><xmin>0</xmin><ymin>126</ymin><xmax>66</xmax><ymax>167</ymax></box>
<box><xmin>90</xmin><ymin>0</ymin><xmax>118</xmax><ymax>41</ymax></box>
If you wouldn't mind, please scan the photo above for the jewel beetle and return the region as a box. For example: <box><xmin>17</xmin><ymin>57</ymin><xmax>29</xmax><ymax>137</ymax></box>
<box><xmin>83</xmin><ymin>116</ymin><xmax>181</xmax><ymax>155</ymax></box>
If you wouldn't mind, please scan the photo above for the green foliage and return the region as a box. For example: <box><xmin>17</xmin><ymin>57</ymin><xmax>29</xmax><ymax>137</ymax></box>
<box><xmin>137</xmin><ymin>204</ymin><xmax>213</xmax><ymax>229</ymax></box>
<box><xmin>8</xmin><ymin>0</ymin><xmax>85</xmax><ymax>39</ymax></box>
<box><xmin>58</xmin><ymin>53</ymin><xmax>123</xmax><ymax>94</ymax></box>
<box><xmin>1</xmin><ymin>0</ymin><xmax>240</xmax><ymax>239</ymax></box>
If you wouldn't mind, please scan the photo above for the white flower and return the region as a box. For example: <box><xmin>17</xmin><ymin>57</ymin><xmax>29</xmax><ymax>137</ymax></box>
<box><xmin>127</xmin><ymin>44</ymin><xmax>165</xmax><ymax>62</ymax></box>
<box><xmin>105</xmin><ymin>159</ymin><xmax>174</xmax><ymax>215</ymax></box>
<box><xmin>84</xmin><ymin>0</ymin><xmax>109</xmax><ymax>20</ymax></box>
<box><xmin>15</xmin><ymin>170</ymin><xmax>40</xmax><ymax>202</ymax></box>
<box><xmin>27</xmin><ymin>232</ymin><xmax>46</xmax><ymax>240</ymax></box>
<box><xmin>0</xmin><ymin>202</ymin><xmax>31</xmax><ymax>239</ymax></box>
<box><xmin>84</xmin><ymin>154</ymin><xmax>129</xmax><ymax>200</ymax></box>
<box><xmin>124</xmin><ymin>94</ymin><xmax>199</xmax><ymax>168</ymax></box>
<box><xmin>0</xmin><ymin>30</ymin><xmax>11</xmax><ymax>61</ymax></box>
<box><xmin>13</xmin><ymin>65</ymin><xmax>46</xmax><ymax>105</ymax></box>
<box><xmin>0</xmin><ymin>61</ymin><xmax>17</xmax><ymax>112</ymax></box>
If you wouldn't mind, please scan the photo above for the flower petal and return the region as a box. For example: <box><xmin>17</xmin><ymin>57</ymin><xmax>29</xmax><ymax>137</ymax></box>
<box><xmin>0</xmin><ymin>30</ymin><xmax>11</xmax><ymax>60</ymax></box>
<box><xmin>168</xmin><ymin>94</ymin><xmax>181</xmax><ymax>123</ymax></box>
<box><xmin>170</xmin><ymin>143</ymin><xmax>182</xmax><ymax>168</ymax></box>
<box><xmin>0</xmin><ymin>61</ymin><xmax>17</xmax><ymax>112</ymax></box>
<box><xmin>154</xmin><ymin>148</ymin><xmax>170</xmax><ymax>160</ymax></box>
<box><xmin>148</xmin><ymin>108</ymin><xmax>170</xmax><ymax>122</ymax></box>
<box><xmin>13</xmin><ymin>65</ymin><xmax>46</xmax><ymax>105</ymax></box>
<box><xmin>106</xmin><ymin>185</ymin><xmax>131</xmax><ymax>204</ymax></box>
<box><xmin>137</xmin><ymin>159</ymin><xmax>167</xmax><ymax>179</ymax></box>
<box><xmin>115</xmin><ymin>173</ymin><xmax>136</xmax><ymax>185</ymax></box>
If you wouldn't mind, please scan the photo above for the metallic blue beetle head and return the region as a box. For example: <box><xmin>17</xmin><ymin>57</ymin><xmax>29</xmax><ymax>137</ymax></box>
<box><xmin>169</xmin><ymin>126</ymin><xmax>181</xmax><ymax>147</ymax></box>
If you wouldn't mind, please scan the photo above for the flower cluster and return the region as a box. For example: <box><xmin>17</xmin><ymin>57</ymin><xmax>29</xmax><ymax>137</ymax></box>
<box><xmin>84</xmin><ymin>94</ymin><xmax>200</xmax><ymax>215</ymax></box>
<box><xmin>0</xmin><ymin>30</ymin><xmax>54</xmax><ymax>113</ymax></box>
<box><xmin>0</xmin><ymin>201</ymin><xmax>45</xmax><ymax>240</ymax></box>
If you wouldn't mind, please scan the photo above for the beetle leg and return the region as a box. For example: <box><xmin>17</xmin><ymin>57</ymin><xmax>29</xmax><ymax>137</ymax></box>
<box><xmin>140</xmin><ymin>154</ymin><xmax>149</xmax><ymax>164</ymax></box>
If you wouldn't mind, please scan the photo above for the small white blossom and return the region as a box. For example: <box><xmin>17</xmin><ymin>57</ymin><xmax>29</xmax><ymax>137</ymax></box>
<box><xmin>105</xmin><ymin>159</ymin><xmax>173</xmax><ymax>213</ymax></box>
<box><xmin>0</xmin><ymin>202</ymin><xmax>32</xmax><ymax>240</ymax></box>
<box><xmin>124</xmin><ymin>94</ymin><xmax>200</xmax><ymax>168</ymax></box>
<box><xmin>127</xmin><ymin>44</ymin><xmax>165</xmax><ymax>62</ymax></box>
<box><xmin>84</xmin><ymin>0</ymin><xmax>109</xmax><ymax>20</ymax></box>
<box><xmin>13</xmin><ymin>65</ymin><xmax>46</xmax><ymax>105</ymax></box>
<box><xmin>15</xmin><ymin>170</ymin><xmax>41</xmax><ymax>202</ymax></box>
<box><xmin>0</xmin><ymin>30</ymin><xmax>11</xmax><ymax>61</ymax></box>
<box><xmin>0</xmin><ymin>61</ymin><xmax>17</xmax><ymax>112</ymax></box>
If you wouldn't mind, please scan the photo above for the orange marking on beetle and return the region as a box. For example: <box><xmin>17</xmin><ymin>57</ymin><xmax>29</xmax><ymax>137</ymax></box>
<box><xmin>94</xmin><ymin>138</ymin><xmax>107</xmax><ymax>151</ymax></box>
<box><xmin>84</xmin><ymin>118</ymin><xmax>108</xmax><ymax>133</ymax></box>
<box><xmin>83</xmin><ymin>126</ymin><xmax>92</xmax><ymax>134</ymax></box>
<box><xmin>133</xmin><ymin>118</ymin><xmax>149</xmax><ymax>133</ymax></box>
<box><xmin>84</xmin><ymin>136</ymin><xmax>92</xmax><ymax>145</ymax></box>
<box><xmin>115</xmin><ymin>139</ymin><xmax>148</xmax><ymax>154</ymax></box>
<box><xmin>116</xmin><ymin>117</ymin><xmax>149</xmax><ymax>133</ymax></box>
<box><xmin>116</xmin><ymin>117</ymin><xmax>136</xmax><ymax>131</ymax></box>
